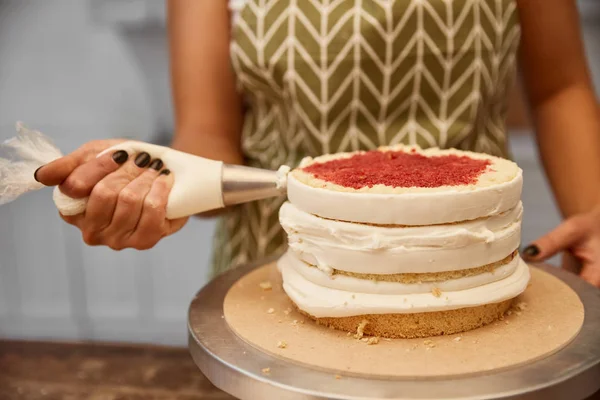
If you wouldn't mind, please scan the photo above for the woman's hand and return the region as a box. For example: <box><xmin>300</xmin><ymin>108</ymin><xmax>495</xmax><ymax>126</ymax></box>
<box><xmin>522</xmin><ymin>207</ymin><xmax>600</xmax><ymax>288</ymax></box>
<box><xmin>35</xmin><ymin>140</ymin><xmax>188</xmax><ymax>250</ymax></box>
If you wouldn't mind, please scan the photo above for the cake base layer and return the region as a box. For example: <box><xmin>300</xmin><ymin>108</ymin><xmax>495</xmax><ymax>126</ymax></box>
<box><xmin>301</xmin><ymin>299</ymin><xmax>513</xmax><ymax>339</ymax></box>
<box><xmin>223</xmin><ymin>262</ymin><xmax>584</xmax><ymax>378</ymax></box>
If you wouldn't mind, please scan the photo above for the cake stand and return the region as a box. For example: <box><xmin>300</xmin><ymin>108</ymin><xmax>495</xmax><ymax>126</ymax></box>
<box><xmin>188</xmin><ymin>256</ymin><xmax>600</xmax><ymax>400</ymax></box>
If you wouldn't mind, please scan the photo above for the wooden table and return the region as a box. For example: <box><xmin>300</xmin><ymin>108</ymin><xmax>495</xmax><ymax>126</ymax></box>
<box><xmin>0</xmin><ymin>340</ymin><xmax>235</xmax><ymax>400</ymax></box>
<box><xmin>2</xmin><ymin>340</ymin><xmax>597</xmax><ymax>399</ymax></box>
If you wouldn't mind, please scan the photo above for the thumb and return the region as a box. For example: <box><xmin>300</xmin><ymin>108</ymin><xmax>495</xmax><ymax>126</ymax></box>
<box><xmin>522</xmin><ymin>215</ymin><xmax>588</xmax><ymax>262</ymax></box>
<box><xmin>35</xmin><ymin>152</ymin><xmax>82</xmax><ymax>186</ymax></box>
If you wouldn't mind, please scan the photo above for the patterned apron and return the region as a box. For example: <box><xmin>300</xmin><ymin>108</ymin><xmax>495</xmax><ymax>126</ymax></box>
<box><xmin>212</xmin><ymin>0</ymin><xmax>521</xmax><ymax>276</ymax></box>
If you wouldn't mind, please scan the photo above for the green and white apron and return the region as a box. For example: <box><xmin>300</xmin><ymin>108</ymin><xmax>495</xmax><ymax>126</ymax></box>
<box><xmin>212</xmin><ymin>0</ymin><xmax>521</xmax><ymax>275</ymax></box>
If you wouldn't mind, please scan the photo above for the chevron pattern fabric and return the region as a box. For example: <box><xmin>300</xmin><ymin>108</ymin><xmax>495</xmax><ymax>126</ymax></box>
<box><xmin>212</xmin><ymin>0</ymin><xmax>520</xmax><ymax>275</ymax></box>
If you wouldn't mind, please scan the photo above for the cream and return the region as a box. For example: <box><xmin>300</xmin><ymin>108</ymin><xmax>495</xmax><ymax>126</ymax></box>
<box><xmin>280</xmin><ymin>250</ymin><xmax>520</xmax><ymax>295</ymax></box>
<box><xmin>279</xmin><ymin>201</ymin><xmax>522</xmax><ymax>274</ymax></box>
<box><xmin>280</xmin><ymin>255</ymin><xmax>530</xmax><ymax>317</ymax></box>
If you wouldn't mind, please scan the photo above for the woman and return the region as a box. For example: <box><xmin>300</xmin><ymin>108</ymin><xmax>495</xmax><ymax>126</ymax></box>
<box><xmin>35</xmin><ymin>0</ymin><xmax>600</xmax><ymax>286</ymax></box>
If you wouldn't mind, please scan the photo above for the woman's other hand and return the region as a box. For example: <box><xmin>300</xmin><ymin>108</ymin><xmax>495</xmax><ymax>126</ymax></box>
<box><xmin>35</xmin><ymin>140</ymin><xmax>188</xmax><ymax>250</ymax></box>
<box><xmin>522</xmin><ymin>208</ymin><xmax>600</xmax><ymax>288</ymax></box>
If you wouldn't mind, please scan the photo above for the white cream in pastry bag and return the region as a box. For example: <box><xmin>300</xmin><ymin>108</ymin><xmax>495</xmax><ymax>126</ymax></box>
<box><xmin>0</xmin><ymin>123</ymin><xmax>290</xmax><ymax>218</ymax></box>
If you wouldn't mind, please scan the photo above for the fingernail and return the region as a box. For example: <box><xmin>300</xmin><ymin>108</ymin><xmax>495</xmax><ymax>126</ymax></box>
<box><xmin>112</xmin><ymin>150</ymin><xmax>129</xmax><ymax>164</ymax></box>
<box><xmin>522</xmin><ymin>245</ymin><xmax>540</xmax><ymax>258</ymax></box>
<box><xmin>160</xmin><ymin>169</ymin><xmax>171</xmax><ymax>176</ymax></box>
<box><xmin>149</xmin><ymin>159</ymin><xmax>164</xmax><ymax>171</ymax></box>
<box><xmin>135</xmin><ymin>152</ymin><xmax>151</xmax><ymax>168</ymax></box>
<box><xmin>34</xmin><ymin>166</ymin><xmax>44</xmax><ymax>182</ymax></box>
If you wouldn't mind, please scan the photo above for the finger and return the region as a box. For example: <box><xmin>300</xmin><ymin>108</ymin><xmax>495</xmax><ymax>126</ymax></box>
<box><xmin>35</xmin><ymin>150</ymin><xmax>84</xmax><ymax>186</ymax></box>
<box><xmin>157</xmin><ymin>170</ymin><xmax>187</xmax><ymax>235</ymax></box>
<box><xmin>60</xmin><ymin>212</ymin><xmax>84</xmax><ymax>228</ymax></box>
<box><xmin>580</xmin><ymin>263</ymin><xmax>600</xmax><ymax>288</ymax></box>
<box><xmin>129</xmin><ymin>169</ymin><xmax>175</xmax><ymax>249</ymax></box>
<box><xmin>522</xmin><ymin>215</ymin><xmax>589</xmax><ymax>262</ymax></box>
<box><xmin>167</xmin><ymin>217</ymin><xmax>189</xmax><ymax>236</ymax></box>
<box><xmin>104</xmin><ymin>160</ymin><xmax>164</xmax><ymax>238</ymax></box>
<box><xmin>59</xmin><ymin>150</ymin><xmax>129</xmax><ymax>198</ymax></box>
<box><xmin>83</xmin><ymin>152</ymin><xmax>153</xmax><ymax>234</ymax></box>
<box><xmin>561</xmin><ymin>251</ymin><xmax>582</xmax><ymax>275</ymax></box>
<box><xmin>35</xmin><ymin>139</ymin><xmax>125</xmax><ymax>186</ymax></box>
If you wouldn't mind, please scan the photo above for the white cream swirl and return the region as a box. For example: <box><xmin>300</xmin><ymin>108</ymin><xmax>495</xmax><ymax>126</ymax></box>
<box><xmin>280</xmin><ymin>251</ymin><xmax>520</xmax><ymax>295</ymax></box>
<box><xmin>279</xmin><ymin>201</ymin><xmax>522</xmax><ymax>274</ymax></box>
<box><xmin>280</xmin><ymin>255</ymin><xmax>530</xmax><ymax>317</ymax></box>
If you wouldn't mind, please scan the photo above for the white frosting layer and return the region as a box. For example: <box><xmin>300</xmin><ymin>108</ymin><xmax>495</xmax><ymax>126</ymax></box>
<box><xmin>288</xmin><ymin>171</ymin><xmax>523</xmax><ymax>225</ymax></box>
<box><xmin>280</xmin><ymin>251</ymin><xmax>520</xmax><ymax>295</ymax></box>
<box><xmin>280</xmin><ymin>201</ymin><xmax>522</xmax><ymax>274</ymax></box>
<box><xmin>280</xmin><ymin>255</ymin><xmax>530</xmax><ymax>317</ymax></box>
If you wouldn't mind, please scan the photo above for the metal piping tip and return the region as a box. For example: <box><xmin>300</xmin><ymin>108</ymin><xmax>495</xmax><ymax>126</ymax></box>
<box><xmin>221</xmin><ymin>164</ymin><xmax>289</xmax><ymax>206</ymax></box>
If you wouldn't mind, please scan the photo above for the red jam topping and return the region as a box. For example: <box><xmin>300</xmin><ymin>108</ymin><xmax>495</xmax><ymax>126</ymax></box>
<box><xmin>302</xmin><ymin>150</ymin><xmax>491</xmax><ymax>189</ymax></box>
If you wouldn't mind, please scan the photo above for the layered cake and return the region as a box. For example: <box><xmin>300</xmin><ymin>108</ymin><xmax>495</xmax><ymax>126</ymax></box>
<box><xmin>277</xmin><ymin>145</ymin><xmax>529</xmax><ymax>338</ymax></box>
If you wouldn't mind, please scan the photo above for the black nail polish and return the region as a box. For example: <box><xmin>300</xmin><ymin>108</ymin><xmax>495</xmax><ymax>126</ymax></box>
<box><xmin>34</xmin><ymin>166</ymin><xmax>43</xmax><ymax>182</ymax></box>
<box><xmin>522</xmin><ymin>245</ymin><xmax>540</xmax><ymax>258</ymax></box>
<box><xmin>160</xmin><ymin>169</ymin><xmax>171</xmax><ymax>176</ymax></box>
<box><xmin>135</xmin><ymin>152</ymin><xmax>151</xmax><ymax>168</ymax></box>
<box><xmin>149</xmin><ymin>159</ymin><xmax>164</xmax><ymax>171</ymax></box>
<box><xmin>112</xmin><ymin>150</ymin><xmax>129</xmax><ymax>164</ymax></box>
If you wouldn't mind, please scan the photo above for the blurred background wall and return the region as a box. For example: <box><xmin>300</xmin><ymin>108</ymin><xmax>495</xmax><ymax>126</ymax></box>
<box><xmin>0</xmin><ymin>0</ymin><xmax>598</xmax><ymax>346</ymax></box>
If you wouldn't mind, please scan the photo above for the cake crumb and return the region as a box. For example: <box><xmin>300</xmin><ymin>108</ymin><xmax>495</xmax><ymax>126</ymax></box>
<box><xmin>515</xmin><ymin>301</ymin><xmax>528</xmax><ymax>311</ymax></box>
<box><xmin>267</xmin><ymin>308</ymin><xmax>275</xmax><ymax>314</ymax></box>
<box><xmin>259</xmin><ymin>281</ymin><xmax>272</xmax><ymax>291</ymax></box>
<box><xmin>453</xmin><ymin>337</ymin><xmax>462</xmax><ymax>342</ymax></box>
<box><xmin>367</xmin><ymin>337</ymin><xmax>379</xmax><ymax>345</ymax></box>
<box><xmin>360</xmin><ymin>338</ymin><xmax>369</xmax><ymax>343</ymax></box>
<box><xmin>261</xmin><ymin>368</ymin><xmax>270</xmax><ymax>375</ymax></box>
<box><xmin>284</xmin><ymin>307</ymin><xmax>292</xmax><ymax>315</ymax></box>
<box><xmin>506</xmin><ymin>310</ymin><xmax>513</xmax><ymax>316</ymax></box>
<box><xmin>291</xmin><ymin>320</ymin><xmax>298</xmax><ymax>326</ymax></box>
<box><xmin>431</xmin><ymin>287</ymin><xmax>442</xmax><ymax>298</ymax></box>
<box><xmin>347</xmin><ymin>332</ymin><xmax>352</xmax><ymax>337</ymax></box>
<box><xmin>351</xmin><ymin>294</ymin><xmax>356</xmax><ymax>299</ymax></box>
<box><xmin>335</xmin><ymin>374</ymin><xmax>342</xmax><ymax>380</ymax></box>
<box><xmin>472</xmin><ymin>339</ymin><xmax>479</xmax><ymax>344</ymax></box>
<box><xmin>423</xmin><ymin>340</ymin><xmax>436</xmax><ymax>348</ymax></box>
<box><xmin>354</xmin><ymin>320</ymin><xmax>369</xmax><ymax>339</ymax></box>
<box><xmin>499</xmin><ymin>314</ymin><xmax>505</xmax><ymax>321</ymax></box>
<box><xmin>505</xmin><ymin>320</ymin><xmax>510</xmax><ymax>325</ymax></box>
<box><xmin>299</xmin><ymin>320</ymin><xmax>304</xmax><ymax>324</ymax></box>
<box><xmin>277</xmin><ymin>341</ymin><xmax>287</xmax><ymax>349</ymax></box>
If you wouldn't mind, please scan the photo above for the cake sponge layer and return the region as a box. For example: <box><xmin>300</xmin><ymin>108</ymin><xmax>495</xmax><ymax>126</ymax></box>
<box><xmin>298</xmin><ymin>299</ymin><xmax>513</xmax><ymax>339</ymax></box>
<box><xmin>288</xmin><ymin>145</ymin><xmax>522</xmax><ymax>225</ymax></box>
<box><xmin>282</xmin><ymin>250</ymin><xmax>520</xmax><ymax>295</ymax></box>
<box><xmin>279</xmin><ymin>255</ymin><xmax>530</xmax><ymax>317</ymax></box>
